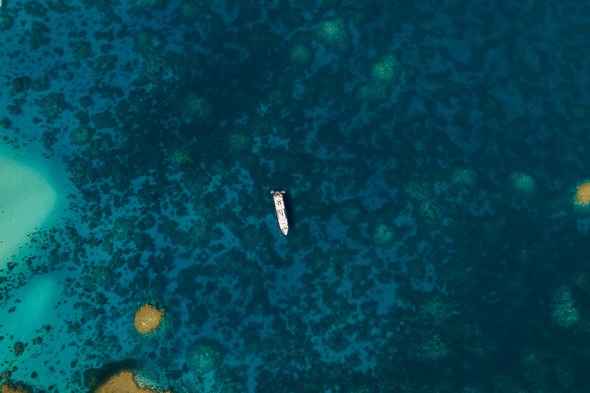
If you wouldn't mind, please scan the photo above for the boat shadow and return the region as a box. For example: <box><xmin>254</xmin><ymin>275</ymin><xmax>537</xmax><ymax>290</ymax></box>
<box><xmin>282</xmin><ymin>191</ymin><xmax>295</xmax><ymax>230</ymax></box>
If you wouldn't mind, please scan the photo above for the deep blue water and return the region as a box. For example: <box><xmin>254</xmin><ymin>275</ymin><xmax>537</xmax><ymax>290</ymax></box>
<box><xmin>2</xmin><ymin>0</ymin><xmax>590</xmax><ymax>392</ymax></box>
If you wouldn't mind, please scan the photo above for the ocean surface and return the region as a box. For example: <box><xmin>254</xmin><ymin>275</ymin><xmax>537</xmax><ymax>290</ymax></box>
<box><xmin>1</xmin><ymin>0</ymin><xmax>590</xmax><ymax>392</ymax></box>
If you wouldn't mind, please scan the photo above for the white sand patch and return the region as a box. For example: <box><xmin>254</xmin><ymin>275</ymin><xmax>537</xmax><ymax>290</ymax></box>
<box><xmin>0</xmin><ymin>274</ymin><xmax>62</xmax><ymax>344</ymax></box>
<box><xmin>0</xmin><ymin>154</ymin><xmax>57</xmax><ymax>267</ymax></box>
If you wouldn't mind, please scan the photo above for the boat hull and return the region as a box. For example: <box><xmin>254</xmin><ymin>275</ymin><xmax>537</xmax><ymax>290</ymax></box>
<box><xmin>271</xmin><ymin>190</ymin><xmax>289</xmax><ymax>235</ymax></box>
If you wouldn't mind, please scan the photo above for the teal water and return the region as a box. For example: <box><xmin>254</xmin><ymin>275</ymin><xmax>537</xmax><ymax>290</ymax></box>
<box><xmin>1</xmin><ymin>0</ymin><xmax>590</xmax><ymax>392</ymax></box>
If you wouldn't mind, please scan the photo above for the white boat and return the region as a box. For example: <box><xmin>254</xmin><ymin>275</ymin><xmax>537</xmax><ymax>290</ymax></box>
<box><xmin>270</xmin><ymin>190</ymin><xmax>289</xmax><ymax>235</ymax></box>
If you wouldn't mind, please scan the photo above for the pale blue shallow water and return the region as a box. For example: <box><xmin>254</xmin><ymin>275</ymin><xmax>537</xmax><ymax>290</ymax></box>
<box><xmin>1</xmin><ymin>1</ymin><xmax>590</xmax><ymax>392</ymax></box>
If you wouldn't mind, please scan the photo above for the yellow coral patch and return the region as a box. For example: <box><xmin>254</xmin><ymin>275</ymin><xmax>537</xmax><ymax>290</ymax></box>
<box><xmin>1</xmin><ymin>382</ymin><xmax>31</xmax><ymax>393</ymax></box>
<box><xmin>574</xmin><ymin>182</ymin><xmax>590</xmax><ymax>207</ymax></box>
<box><xmin>94</xmin><ymin>370</ymin><xmax>170</xmax><ymax>393</ymax></box>
<box><xmin>134</xmin><ymin>304</ymin><xmax>164</xmax><ymax>334</ymax></box>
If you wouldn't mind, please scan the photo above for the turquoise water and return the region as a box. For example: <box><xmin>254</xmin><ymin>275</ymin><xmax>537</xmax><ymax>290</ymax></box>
<box><xmin>1</xmin><ymin>0</ymin><xmax>590</xmax><ymax>392</ymax></box>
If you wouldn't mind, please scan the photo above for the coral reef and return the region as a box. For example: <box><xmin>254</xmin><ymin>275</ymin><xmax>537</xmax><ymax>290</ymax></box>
<box><xmin>316</xmin><ymin>19</ymin><xmax>348</xmax><ymax>50</ymax></box>
<box><xmin>190</xmin><ymin>340</ymin><xmax>224</xmax><ymax>376</ymax></box>
<box><xmin>0</xmin><ymin>382</ymin><xmax>32</xmax><ymax>393</ymax></box>
<box><xmin>371</xmin><ymin>54</ymin><xmax>400</xmax><ymax>84</ymax></box>
<box><xmin>510</xmin><ymin>171</ymin><xmax>536</xmax><ymax>194</ymax></box>
<box><xmin>134</xmin><ymin>304</ymin><xmax>164</xmax><ymax>335</ymax></box>
<box><xmin>372</xmin><ymin>222</ymin><xmax>396</xmax><ymax>245</ymax></box>
<box><xmin>574</xmin><ymin>181</ymin><xmax>590</xmax><ymax>207</ymax></box>
<box><xmin>93</xmin><ymin>370</ymin><xmax>169</xmax><ymax>393</ymax></box>
<box><xmin>183</xmin><ymin>92</ymin><xmax>210</xmax><ymax>120</ymax></box>
<box><xmin>551</xmin><ymin>287</ymin><xmax>579</xmax><ymax>328</ymax></box>
<box><xmin>290</xmin><ymin>44</ymin><xmax>313</xmax><ymax>66</ymax></box>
